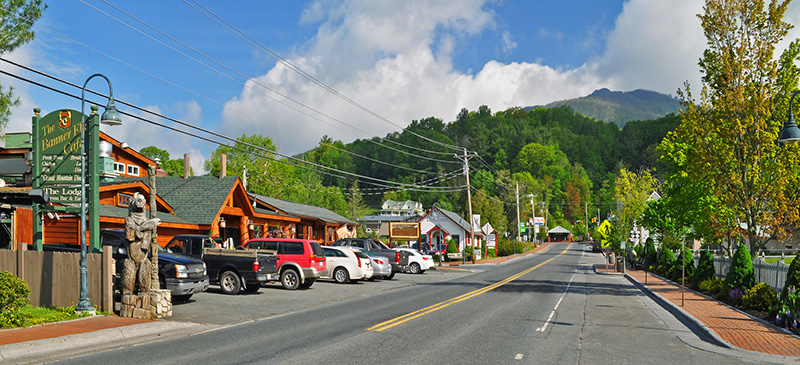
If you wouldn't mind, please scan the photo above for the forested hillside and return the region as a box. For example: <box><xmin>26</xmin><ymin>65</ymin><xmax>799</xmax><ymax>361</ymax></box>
<box><xmin>533</xmin><ymin>89</ymin><xmax>681</xmax><ymax>128</ymax></box>
<box><xmin>304</xmin><ymin>105</ymin><xmax>680</xmax><ymax>234</ymax></box>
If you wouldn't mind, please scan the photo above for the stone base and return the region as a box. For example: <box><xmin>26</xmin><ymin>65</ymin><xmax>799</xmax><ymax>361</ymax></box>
<box><xmin>120</xmin><ymin>289</ymin><xmax>172</xmax><ymax>319</ymax></box>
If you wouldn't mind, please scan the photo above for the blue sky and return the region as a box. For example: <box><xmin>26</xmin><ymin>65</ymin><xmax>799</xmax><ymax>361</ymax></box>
<box><xmin>3</xmin><ymin>0</ymin><xmax>799</xmax><ymax>173</ymax></box>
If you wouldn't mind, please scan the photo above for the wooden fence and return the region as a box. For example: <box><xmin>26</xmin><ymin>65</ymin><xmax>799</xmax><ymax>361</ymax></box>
<box><xmin>0</xmin><ymin>246</ymin><xmax>114</xmax><ymax>312</ymax></box>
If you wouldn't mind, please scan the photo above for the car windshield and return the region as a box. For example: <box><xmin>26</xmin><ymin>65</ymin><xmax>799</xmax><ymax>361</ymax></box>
<box><xmin>371</xmin><ymin>239</ymin><xmax>391</xmax><ymax>249</ymax></box>
<box><xmin>362</xmin><ymin>250</ymin><xmax>377</xmax><ymax>257</ymax></box>
<box><xmin>354</xmin><ymin>251</ymin><xmax>369</xmax><ymax>259</ymax></box>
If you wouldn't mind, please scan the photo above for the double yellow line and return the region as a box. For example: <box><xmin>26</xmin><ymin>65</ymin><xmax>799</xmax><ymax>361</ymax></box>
<box><xmin>367</xmin><ymin>243</ymin><xmax>573</xmax><ymax>332</ymax></box>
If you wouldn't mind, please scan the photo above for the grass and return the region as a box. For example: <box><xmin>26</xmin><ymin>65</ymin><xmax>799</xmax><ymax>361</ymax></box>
<box><xmin>1</xmin><ymin>304</ymin><xmax>107</xmax><ymax>329</ymax></box>
<box><xmin>765</xmin><ymin>257</ymin><xmax>795</xmax><ymax>264</ymax></box>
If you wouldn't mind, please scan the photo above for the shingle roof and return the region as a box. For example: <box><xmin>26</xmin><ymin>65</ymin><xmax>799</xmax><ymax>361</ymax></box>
<box><xmin>98</xmin><ymin>204</ymin><xmax>193</xmax><ymax>225</ymax></box>
<box><xmin>117</xmin><ymin>176</ymin><xmax>238</xmax><ymax>224</ymax></box>
<box><xmin>251</xmin><ymin>194</ymin><xmax>354</xmax><ymax>225</ymax></box>
<box><xmin>548</xmin><ymin>225</ymin><xmax>572</xmax><ymax>234</ymax></box>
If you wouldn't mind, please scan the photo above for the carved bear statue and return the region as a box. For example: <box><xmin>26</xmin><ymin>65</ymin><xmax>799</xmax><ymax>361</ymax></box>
<box><xmin>122</xmin><ymin>192</ymin><xmax>161</xmax><ymax>295</ymax></box>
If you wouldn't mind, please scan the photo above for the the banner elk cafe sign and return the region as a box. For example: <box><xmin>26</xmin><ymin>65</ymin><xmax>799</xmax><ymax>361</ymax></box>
<box><xmin>38</xmin><ymin>109</ymin><xmax>85</xmax><ymax>204</ymax></box>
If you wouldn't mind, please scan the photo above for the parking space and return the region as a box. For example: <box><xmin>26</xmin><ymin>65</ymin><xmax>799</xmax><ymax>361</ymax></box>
<box><xmin>167</xmin><ymin>268</ymin><xmax>471</xmax><ymax>325</ymax></box>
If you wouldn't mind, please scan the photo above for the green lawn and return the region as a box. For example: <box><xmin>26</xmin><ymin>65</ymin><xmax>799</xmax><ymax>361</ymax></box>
<box><xmin>765</xmin><ymin>257</ymin><xmax>795</xmax><ymax>264</ymax></box>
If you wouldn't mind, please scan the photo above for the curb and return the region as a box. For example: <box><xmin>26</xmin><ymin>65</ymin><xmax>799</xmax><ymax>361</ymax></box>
<box><xmin>0</xmin><ymin>321</ymin><xmax>217</xmax><ymax>363</ymax></box>
<box><xmin>624</xmin><ymin>272</ymin><xmax>733</xmax><ymax>349</ymax></box>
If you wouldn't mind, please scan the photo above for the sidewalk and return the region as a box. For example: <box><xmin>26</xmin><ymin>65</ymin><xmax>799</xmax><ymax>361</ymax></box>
<box><xmin>625</xmin><ymin>268</ymin><xmax>800</xmax><ymax>358</ymax></box>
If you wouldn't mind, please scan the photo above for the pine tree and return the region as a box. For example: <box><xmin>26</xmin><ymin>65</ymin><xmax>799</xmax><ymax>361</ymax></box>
<box><xmin>691</xmin><ymin>250</ymin><xmax>716</xmax><ymax>288</ymax></box>
<box><xmin>720</xmin><ymin>244</ymin><xmax>756</xmax><ymax>299</ymax></box>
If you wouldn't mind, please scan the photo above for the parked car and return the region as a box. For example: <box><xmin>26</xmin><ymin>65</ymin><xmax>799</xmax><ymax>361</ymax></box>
<box><xmin>362</xmin><ymin>250</ymin><xmax>392</xmax><ymax>280</ymax></box>
<box><xmin>165</xmin><ymin>235</ymin><xmax>276</xmax><ymax>295</ymax></box>
<box><xmin>429</xmin><ymin>243</ymin><xmax>448</xmax><ymax>257</ymax></box>
<box><xmin>240</xmin><ymin>238</ymin><xmax>326</xmax><ymax>290</ymax></box>
<box><xmin>395</xmin><ymin>248</ymin><xmax>434</xmax><ymax>274</ymax></box>
<box><xmin>332</xmin><ymin>238</ymin><xmax>409</xmax><ymax>279</ymax></box>
<box><xmin>101</xmin><ymin>229</ymin><xmax>209</xmax><ymax>303</ymax></box>
<box><xmin>318</xmin><ymin>246</ymin><xmax>373</xmax><ymax>283</ymax></box>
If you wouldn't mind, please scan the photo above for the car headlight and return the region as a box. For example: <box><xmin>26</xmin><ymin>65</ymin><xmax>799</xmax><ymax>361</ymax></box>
<box><xmin>175</xmin><ymin>264</ymin><xmax>188</xmax><ymax>278</ymax></box>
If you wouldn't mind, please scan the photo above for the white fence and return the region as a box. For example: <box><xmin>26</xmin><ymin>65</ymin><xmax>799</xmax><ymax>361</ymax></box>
<box><xmin>694</xmin><ymin>255</ymin><xmax>790</xmax><ymax>292</ymax></box>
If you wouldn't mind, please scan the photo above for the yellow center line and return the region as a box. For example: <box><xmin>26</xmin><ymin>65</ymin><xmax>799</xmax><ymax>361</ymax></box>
<box><xmin>367</xmin><ymin>242</ymin><xmax>573</xmax><ymax>332</ymax></box>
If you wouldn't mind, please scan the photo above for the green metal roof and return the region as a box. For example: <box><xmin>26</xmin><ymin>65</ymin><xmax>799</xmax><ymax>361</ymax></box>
<box><xmin>251</xmin><ymin>193</ymin><xmax>354</xmax><ymax>225</ymax></box>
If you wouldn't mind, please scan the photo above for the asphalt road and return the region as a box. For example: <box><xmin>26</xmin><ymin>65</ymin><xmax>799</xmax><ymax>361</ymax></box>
<box><xmin>54</xmin><ymin>243</ymin><xmax>761</xmax><ymax>364</ymax></box>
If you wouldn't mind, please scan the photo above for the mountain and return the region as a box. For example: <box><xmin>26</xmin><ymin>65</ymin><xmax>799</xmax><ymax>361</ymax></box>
<box><xmin>526</xmin><ymin>89</ymin><xmax>681</xmax><ymax>128</ymax></box>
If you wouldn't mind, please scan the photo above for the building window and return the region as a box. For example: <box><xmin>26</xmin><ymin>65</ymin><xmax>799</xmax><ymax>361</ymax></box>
<box><xmin>113</xmin><ymin>162</ymin><xmax>125</xmax><ymax>174</ymax></box>
<box><xmin>127</xmin><ymin>164</ymin><xmax>140</xmax><ymax>176</ymax></box>
<box><xmin>118</xmin><ymin>193</ymin><xmax>133</xmax><ymax>207</ymax></box>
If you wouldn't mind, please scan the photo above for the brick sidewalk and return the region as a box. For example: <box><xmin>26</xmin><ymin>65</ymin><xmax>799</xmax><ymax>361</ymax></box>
<box><xmin>0</xmin><ymin>315</ymin><xmax>150</xmax><ymax>346</ymax></box>
<box><xmin>627</xmin><ymin>269</ymin><xmax>800</xmax><ymax>357</ymax></box>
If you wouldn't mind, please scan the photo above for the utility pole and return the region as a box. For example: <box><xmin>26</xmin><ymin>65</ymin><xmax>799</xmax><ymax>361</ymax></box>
<box><xmin>455</xmin><ymin>148</ymin><xmax>476</xmax><ymax>264</ymax></box>
<box><xmin>516</xmin><ymin>182</ymin><xmax>521</xmax><ymax>255</ymax></box>
<box><xmin>530</xmin><ymin>195</ymin><xmax>536</xmax><ymax>244</ymax></box>
<box><xmin>585</xmin><ymin>202</ymin><xmax>589</xmax><ymax>242</ymax></box>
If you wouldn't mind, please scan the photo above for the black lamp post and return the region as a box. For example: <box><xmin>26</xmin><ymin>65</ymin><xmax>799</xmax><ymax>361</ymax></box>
<box><xmin>778</xmin><ymin>90</ymin><xmax>800</xmax><ymax>144</ymax></box>
<box><xmin>77</xmin><ymin>74</ymin><xmax>122</xmax><ymax>314</ymax></box>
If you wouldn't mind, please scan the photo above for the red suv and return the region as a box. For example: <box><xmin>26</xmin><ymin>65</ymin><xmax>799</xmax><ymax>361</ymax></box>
<box><xmin>242</xmin><ymin>238</ymin><xmax>326</xmax><ymax>290</ymax></box>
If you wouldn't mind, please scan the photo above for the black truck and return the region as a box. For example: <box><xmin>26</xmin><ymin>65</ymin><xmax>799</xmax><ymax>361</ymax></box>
<box><xmin>100</xmin><ymin>229</ymin><xmax>209</xmax><ymax>303</ymax></box>
<box><xmin>332</xmin><ymin>238</ymin><xmax>409</xmax><ymax>279</ymax></box>
<box><xmin>164</xmin><ymin>235</ymin><xmax>277</xmax><ymax>295</ymax></box>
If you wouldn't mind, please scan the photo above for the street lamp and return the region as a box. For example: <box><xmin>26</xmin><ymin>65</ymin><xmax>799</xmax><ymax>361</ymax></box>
<box><xmin>78</xmin><ymin>74</ymin><xmax>122</xmax><ymax>314</ymax></box>
<box><xmin>778</xmin><ymin>90</ymin><xmax>800</xmax><ymax>144</ymax></box>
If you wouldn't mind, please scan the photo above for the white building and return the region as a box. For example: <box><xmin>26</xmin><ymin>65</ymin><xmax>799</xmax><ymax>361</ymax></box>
<box><xmin>418</xmin><ymin>206</ymin><xmax>482</xmax><ymax>254</ymax></box>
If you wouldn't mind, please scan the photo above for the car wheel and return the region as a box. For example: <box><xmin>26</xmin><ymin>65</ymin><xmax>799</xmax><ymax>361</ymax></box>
<box><xmin>244</xmin><ymin>284</ymin><xmax>260</xmax><ymax>293</ymax></box>
<box><xmin>219</xmin><ymin>271</ymin><xmax>241</xmax><ymax>295</ymax></box>
<box><xmin>173</xmin><ymin>294</ymin><xmax>192</xmax><ymax>303</ymax></box>
<box><xmin>385</xmin><ymin>271</ymin><xmax>395</xmax><ymax>280</ymax></box>
<box><xmin>299</xmin><ymin>278</ymin><xmax>316</xmax><ymax>289</ymax></box>
<box><xmin>409</xmin><ymin>262</ymin><xmax>421</xmax><ymax>274</ymax></box>
<box><xmin>333</xmin><ymin>267</ymin><xmax>350</xmax><ymax>284</ymax></box>
<box><xmin>281</xmin><ymin>269</ymin><xmax>300</xmax><ymax>290</ymax></box>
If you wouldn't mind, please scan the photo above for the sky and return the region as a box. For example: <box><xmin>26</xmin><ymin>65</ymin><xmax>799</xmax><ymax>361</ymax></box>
<box><xmin>3</xmin><ymin>0</ymin><xmax>800</xmax><ymax>174</ymax></box>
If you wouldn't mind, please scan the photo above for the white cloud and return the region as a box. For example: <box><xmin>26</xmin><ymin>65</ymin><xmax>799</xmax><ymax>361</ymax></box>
<box><xmin>219</xmin><ymin>0</ymin><xmax>795</xmax><ymax>157</ymax></box>
<box><xmin>501</xmin><ymin>31</ymin><xmax>517</xmax><ymax>53</ymax></box>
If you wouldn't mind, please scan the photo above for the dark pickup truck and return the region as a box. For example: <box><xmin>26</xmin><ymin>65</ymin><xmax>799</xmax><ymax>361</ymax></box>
<box><xmin>332</xmin><ymin>238</ymin><xmax>409</xmax><ymax>279</ymax></box>
<box><xmin>165</xmin><ymin>235</ymin><xmax>277</xmax><ymax>295</ymax></box>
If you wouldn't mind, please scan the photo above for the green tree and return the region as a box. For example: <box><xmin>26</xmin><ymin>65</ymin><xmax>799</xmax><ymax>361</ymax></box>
<box><xmin>140</xmin><ymin>146</ymin><xmax>190</xmax><ymax>177</ymax></box>
<box><xmin>0</xmin><ymin>0</ymin><xmax>46</xmax><ymax>129</ymax></box>
<box><xmin>612</xmin><ymin>168</ymin><xmax>658</xmax><ymax>255</ymax></box>
<box><xmin>781</xmin><ymin>253</ymin><xmax>800</xmax><ymax>300</ymax></box>
<box><xmin>662</xmin><ymin>0</ymin><xmax>800</xmax><ymax>255</ymax></box>
<box><xmin>345</xmin><ymin>181</ymin><xmax>370</xmax><ymax>221</ymax></box>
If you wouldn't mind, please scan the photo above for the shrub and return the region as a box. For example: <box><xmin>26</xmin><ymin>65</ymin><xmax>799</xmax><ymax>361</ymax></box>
<box><xmin>432</xmin><ymin>253</ymin><xmax>440</xmax><ymax>263</ymax></box>
<box><xmin>719</xmin><ymin>244</ymin><xmax>756</xmax><ymax>300</ymax></box>
<box><xmin>446</xmin><ymin>239</ymin><xmax>458</xmax><ymax>254</ymax></box>
<box><xmin>465</xmin><ymin>244</ymin><xmax>473</xmax><ymax>259</ymax></box>
<box><xmin>645</xmin><ymin>238</ymin><xmax>658</xmax><ymax>266</ymax></box>
<box><xmin>777</xmin><ymin>287</ymin><xmax>800</xmax><ymax>334</ymax></box>
<box><xmin>654</xmin><ymin>246</ymin><xmax>674</xmax><ymax>275</ymax></box>
<box><xmin>497</xmin><ymin>237</ymin><xmax>515</xmax><ymax>257</ymax></box>
<box><xmin>0</xmin><ymin>271</ymin><xmax>29</xmax><ymax>313</ymax></box>
<box><xmin>782</xmin><ymin>253</ymin><xmax>800</xmax><ymax>300</ymax></box>
<box><xmin>699</xmin><ymin>279</ymin><xmax>723</xmax><ymax>294</ymax></box>
<box><xmin>691</xmin><ymin>251</ymin><xmax>716</xmax><ymax>289</ymax></box>
<box><xmin>669</xmin><ymin>247</ymin><xmax>694</xmax><ymax>282</ymax></box>
<box><xmin>742</xmin><ymin>283</ymin><xmax>777</xmax><ymax>312</ymax></box>
<box><xmin>0</xmin><ymin>271</ymin><xmax>30</xmax><ymax>328</ymax></box>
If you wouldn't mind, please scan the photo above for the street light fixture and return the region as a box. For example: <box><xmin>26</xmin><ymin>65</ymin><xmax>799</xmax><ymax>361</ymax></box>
<box><xmin>778</xmin><ymin>90</ymin><xmax>800</xmax><ymax>144</ymax></box>
<box><xmin>78</xmin><ymin>74</ymin><xmax>122</xmax><ymax>314</ymax></box>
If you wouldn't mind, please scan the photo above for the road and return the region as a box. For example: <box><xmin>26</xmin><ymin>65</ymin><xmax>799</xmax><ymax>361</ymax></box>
<box><xmin>55</xmin><ymin>242</ymin><xmax>758</xmax><ymax>364</ymax></box>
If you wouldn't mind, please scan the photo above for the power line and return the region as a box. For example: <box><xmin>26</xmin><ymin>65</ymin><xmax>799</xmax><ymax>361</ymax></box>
<box><xmin>83</xmin><ymin>0</ymin><xmax>460</xmax><ymax>165</ymax></box>
<box><xmin>0</xmin><ymin>63</ymin><xmax>467</xmax><ymax>193</ymax></box>
<box><xmin>183</xmin><ymin>0</ymin><xmax>468</xmax><ymax>153</ymax></box>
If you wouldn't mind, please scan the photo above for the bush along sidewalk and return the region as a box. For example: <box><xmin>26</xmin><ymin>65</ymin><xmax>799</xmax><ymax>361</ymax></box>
<box><xmin>719</xmin><ymin>244</ymin><xmax>756</xmax><ymax>305</ymax></box>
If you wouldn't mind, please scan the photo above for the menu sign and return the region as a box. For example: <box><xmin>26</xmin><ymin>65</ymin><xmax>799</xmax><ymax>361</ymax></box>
<box><xmin>37</xmin><ymin>109</ymin><xmax>84</xmax><ymax>203</ymax></box>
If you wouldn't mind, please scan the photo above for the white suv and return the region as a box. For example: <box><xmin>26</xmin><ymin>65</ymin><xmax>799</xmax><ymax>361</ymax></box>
<box><xmin>319</xmin><ymin>246</ymin><xmax>373</xmax><ymax>283</ymax></box>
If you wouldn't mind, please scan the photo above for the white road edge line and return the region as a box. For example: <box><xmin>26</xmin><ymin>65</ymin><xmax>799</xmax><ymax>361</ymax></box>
<box><xmin>536</xmin><ymin>271</ymin><xmax>576</xmax><ymax>332</ymax></box>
